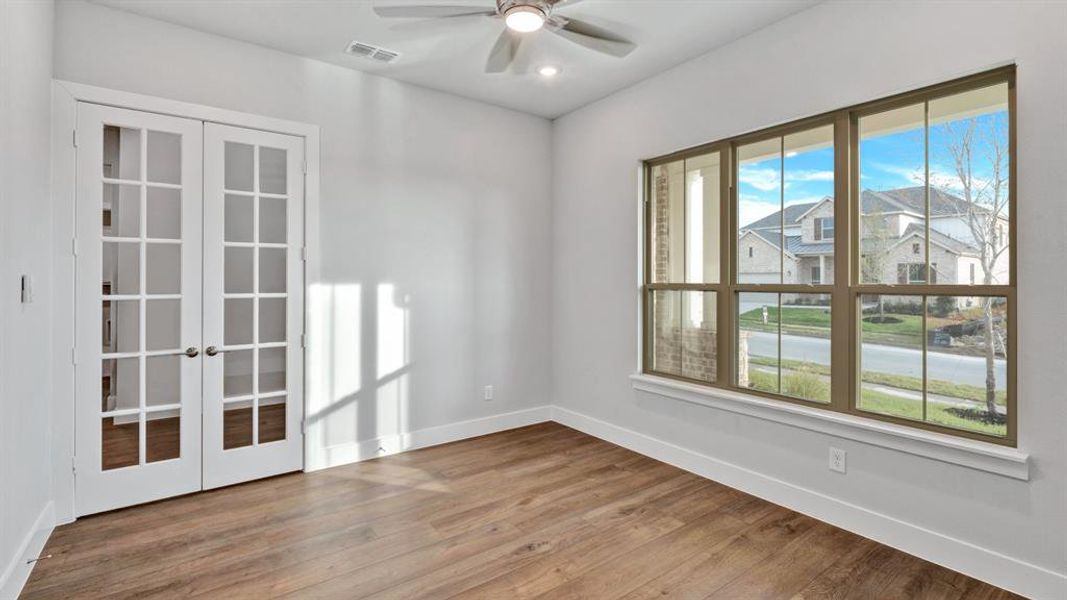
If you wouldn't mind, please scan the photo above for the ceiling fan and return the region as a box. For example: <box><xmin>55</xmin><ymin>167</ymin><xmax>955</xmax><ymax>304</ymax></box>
<box><xmin>373</xmin><ymin>1</ymin><xmax>636</xmax><ymax>73</ymax></box>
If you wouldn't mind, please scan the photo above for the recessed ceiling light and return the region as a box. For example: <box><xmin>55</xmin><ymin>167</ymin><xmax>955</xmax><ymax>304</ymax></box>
<box><xmin>504</xmin><ymin>5</ymin><xmax>546</xmax><ymax>33</ymax></box>
<box><xmin>538</xmin><ymin>65</ymin><xmax>560</xmax><ymax>77</ymax></box>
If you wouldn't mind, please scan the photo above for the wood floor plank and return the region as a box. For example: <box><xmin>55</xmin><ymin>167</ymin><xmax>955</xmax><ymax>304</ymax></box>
<box><xmin>21</xmin><ymin>423</ymin><xmax>1022</xmax><ymax>600</ymax></box>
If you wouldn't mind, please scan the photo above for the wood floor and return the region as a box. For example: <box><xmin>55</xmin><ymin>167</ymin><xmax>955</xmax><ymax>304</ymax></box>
<box><xmin>22</xmin><ymin>422</ymin><xmax>1019</xmax><ymax>599</ymax></box>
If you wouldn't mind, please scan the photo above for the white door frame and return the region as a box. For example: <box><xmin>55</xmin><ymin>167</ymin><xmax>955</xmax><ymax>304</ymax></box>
<box><xmin>51</xmin><ymin>80</ymin><xmax>321</xmax><ymax>524</ymax></box>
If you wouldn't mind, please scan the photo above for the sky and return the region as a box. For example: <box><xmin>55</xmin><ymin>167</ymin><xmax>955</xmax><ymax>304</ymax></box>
<box><xmin>736</xmin><ymin>111</ymin><xmax>1008</xmax><ymax>228</ymax></box>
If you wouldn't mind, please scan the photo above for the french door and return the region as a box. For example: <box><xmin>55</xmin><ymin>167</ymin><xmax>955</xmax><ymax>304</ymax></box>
<box><xmin>74</xmin><ymin>104</ymin><xmax>305</xmax><ymax>516</ymax></box>
<box><xmin>202</xmin><ymin>124</ymin><xmax>304</xmax><ymax>490</ymax></box>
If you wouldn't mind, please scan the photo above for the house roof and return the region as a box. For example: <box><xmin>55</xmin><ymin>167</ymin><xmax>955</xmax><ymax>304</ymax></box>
<box><xmin>742</xmin><ymin>186</ymin><xmax>973</xmax><ymax>231</ymax></box>
<box><xmin>894</xmin><ymin>223</ymin><xmax>979</xmax><ymax>256</ymax></box>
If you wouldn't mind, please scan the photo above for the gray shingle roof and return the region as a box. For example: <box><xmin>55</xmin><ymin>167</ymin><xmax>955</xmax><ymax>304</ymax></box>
<box><xmin>742</xmin><ymin>187</ymin><xmax>973</xmax><ymax>231</ymax></box>
<box><xmin>744</xmin><ymin>202</ymin><xmax>819</xmax><ymax>230</ymax></box>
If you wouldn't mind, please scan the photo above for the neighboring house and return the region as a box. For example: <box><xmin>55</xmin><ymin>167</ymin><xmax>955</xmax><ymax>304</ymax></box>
<box><xmin>737</xmin><ymin>186</ymin><xmax>1009</xmax><ymax>288</ymax></box>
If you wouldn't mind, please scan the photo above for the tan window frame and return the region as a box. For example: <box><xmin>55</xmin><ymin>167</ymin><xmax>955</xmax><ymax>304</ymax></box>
<box><xmin>642</xmin><ymin>66</ymin><xmax>1016</xmax><ymax>446</ymax></box>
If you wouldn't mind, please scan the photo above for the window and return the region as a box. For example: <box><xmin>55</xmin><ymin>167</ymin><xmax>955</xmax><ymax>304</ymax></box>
<box><xmin>814</xmin><ymin>217</ymin><xmax>835</xmax><ymax>241</ymax></box>
<box><xmin>644</xmin><ymin>67</ymin><xmax>1015</xmax><ymax>444</ymax></box>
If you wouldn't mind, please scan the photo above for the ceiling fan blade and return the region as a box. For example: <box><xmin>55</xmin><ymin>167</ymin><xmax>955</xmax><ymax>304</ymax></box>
<box><xmin>548</xmin><ymin>0</ymin><xmax>585</xmax><ymax>5</ymax></box>
<box><xmin>374</xmin><ymin>4</ymin><xmax>497</xmax><ymax>19</ymax></box>
<box><xmin>485</xmin><ymin>28</ymin><xmax>523</xmax><ymax>73</ymax></box>
<box><xmin>549</xmin><ymin>17</ymin><xmax>635</xmax><ymax>58</ymax></box>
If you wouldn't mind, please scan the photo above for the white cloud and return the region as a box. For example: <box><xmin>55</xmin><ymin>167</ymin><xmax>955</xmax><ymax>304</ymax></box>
<box><xmin>738</xmin><ymin>196</ymin><xmax>780</xmax><ymax>228</ymax></box>
<box><xmin>871</xmin><ymin>161</ymin><xmax>923</xmax><ymax>185</ymax></box>
<box><xmin>785</xmin><ymin>170</ymin><xmax>834</xmax><ymax>183</ymax></box>
<box><xmin>738</xmin><ymin>167</ymin><xmax>780</xmax><ymax>192</ymax></box>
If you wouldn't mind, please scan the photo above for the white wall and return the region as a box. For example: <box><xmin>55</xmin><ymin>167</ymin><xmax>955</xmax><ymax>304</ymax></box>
<box><xmin>54</xmin><ymin>0</ymin><xmax>553</xmax><ymax>481</ymax></box>
<box><xmin>0</xmin><ymin>0</ymin><xmax>56</xmax><ymax>596</ymax></box>
<box><xmin>552</xmin><ymin>1</ymin><xmax>1066</xmax><ymax>596</ymax></box>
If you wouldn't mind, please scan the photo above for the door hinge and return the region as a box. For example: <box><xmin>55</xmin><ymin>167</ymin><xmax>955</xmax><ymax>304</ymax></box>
<box><xmin>71</xmin><ymin>347</ymin><xmax>77</xmax><ymax>365</ymax></box>
<box><xmin>301</xmin><ymin>247</ymin><xmax>308</xmax><ymax>262</ymax></box>
<box><xmin>302</xmin><ymin>160</ymin><xmax>307</xmax><ymax>175</ymax></box>
<box><xmin>71</xmin><ymin>457</ymin><xmax>76</xmax><ymax>475</ymax></box>
<box><xmin>301</xmin><ymin>419</ymin><xmax>307</xmax><ymax>435</ymax></box>
<box><xmin>71</xmin><ymin>238</ymin><xmax>78</xmax><ymax>257</ymax></box>
<box><xmin>72</xmin><ymin>130</ymin><xmax>78</xmax><ymax>148</ymax></box>
<box><xmin>300</xmin><ymin>333</ymin><xmax>307</xmax><ymax>349</ymax></box>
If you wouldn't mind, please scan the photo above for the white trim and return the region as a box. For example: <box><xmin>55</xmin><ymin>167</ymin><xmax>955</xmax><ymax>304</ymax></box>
<box><xmin>792</xmin><ymin>196</ymin><xmax>834</xmax><ymax>223</ymax></box>
<box><xmin>551</xmin><ymin>406</ymin><xmax>1064</xmax><ymax>600</ymax></box>
<box><xmin>630</xmin><ymin>373</ymin><xmax>1029</xmax><ymax>480</ymax></box>
<box><xmin>887</xmin><ymin>229</ymin><xmax>970</xmax><ymax>256</ymax></box>
<box><xmin>0</xmin><ymin>501</ymin><xmax>54</xmax><ymax>600</ymax></box>
<box><xmin>305</xmin><ymin>406</ymin><xmax>552</xmax><ymax>471</ymax></box>
<box><xmin>54</xmin><ymin>81</ymin><xmax>319</xmax><ymax>138</ymax></box>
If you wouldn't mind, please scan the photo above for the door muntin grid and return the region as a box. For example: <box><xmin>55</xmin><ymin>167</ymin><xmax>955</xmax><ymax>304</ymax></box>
<box><xmin>100</xmin><ymin>123</ymin><xmax>186</xmax><ymax>470</ymax></box>
<box><xmin>221</xmin><ymin>141</ymin><xmax>289</xmax><ymax>448</ymax></box>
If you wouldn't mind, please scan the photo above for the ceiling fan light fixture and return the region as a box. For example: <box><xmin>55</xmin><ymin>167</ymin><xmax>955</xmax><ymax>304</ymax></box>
<box><xmin>538</xmin><ymin>65</ymin><xmax>559</xmax><ymax>77</ymax></box>
<box><xmin>504</xmin><ymin>5</ymin><xmax>546</xmax><ymax>33</ymax></box>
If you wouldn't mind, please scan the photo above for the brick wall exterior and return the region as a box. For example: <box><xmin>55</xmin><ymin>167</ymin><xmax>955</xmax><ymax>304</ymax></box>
<box><xmin>651</xmin><ymin>167</ymin><xmax>720</xmax><ymax>383</ymax></box>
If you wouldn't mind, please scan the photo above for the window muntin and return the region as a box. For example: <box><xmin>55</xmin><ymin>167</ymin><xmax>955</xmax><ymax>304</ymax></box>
<box><xmin>644</xmin><ymin>68</ymin><xmax>1015</xmax><ymax>445</ymax></box>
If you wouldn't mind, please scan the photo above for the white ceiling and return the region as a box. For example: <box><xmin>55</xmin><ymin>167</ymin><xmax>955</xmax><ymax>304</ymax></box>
<box><xmin>90</xmin><ymin>0</ymin><xmax>817</xmax><ymax>119</ymax></box>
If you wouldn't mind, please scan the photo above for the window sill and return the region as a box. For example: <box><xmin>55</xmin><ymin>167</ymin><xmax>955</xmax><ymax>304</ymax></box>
<box><xmin>630</xmin><ymin>373</ymin><xmax>1029</xmax><ymax>480</ymax></box>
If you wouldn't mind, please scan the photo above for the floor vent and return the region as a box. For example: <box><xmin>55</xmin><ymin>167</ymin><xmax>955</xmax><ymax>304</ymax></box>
<box><xmin>345</xmin><ymin>40</ymin><xmax>401</xmax><ymax>64</ymax></box>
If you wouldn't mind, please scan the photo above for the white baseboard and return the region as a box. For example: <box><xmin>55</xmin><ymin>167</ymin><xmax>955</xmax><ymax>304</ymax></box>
<box><xmin>551</xmin><ymin>406</ymin><xmax>1066</xmax><ymax>600</ymax></box>
<box><xmin>305</xmin><ymin>405</ymin><xmax>552</xmax><ymax>471</ymax></box>
<box><xmin>0</xmin><ymin>501</ymin><xmax>54</xmax><ymax>600</ymax></box>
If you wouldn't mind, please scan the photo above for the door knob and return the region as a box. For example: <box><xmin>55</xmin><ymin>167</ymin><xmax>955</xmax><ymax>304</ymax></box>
<box><xmin>184</xmin><ymin>346</ymin><xmax>200</xmax><ymax>358</ymax></box>
<box><xmin>205</xmin><ymin>346</ymin><xmax>221</xmax><ymax>357</ymax></box>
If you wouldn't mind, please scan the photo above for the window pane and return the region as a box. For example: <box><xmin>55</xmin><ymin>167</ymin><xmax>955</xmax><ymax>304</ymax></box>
<box><xmin>737</xmin><ymin>138</ymin><xmax>782</xmax><ymax>284</ymax></box>
<box><xmin>102</xmin><ymin>416</ymin><xmax>139</xmax><ymax>470</ymax></box>
<box><xmin>925</xmin><ymin>296</ymin><xmax>1008</xmax><ymax>436</ymax></box>
<box><xmin>225</xmin><ymin>142</ymin><xmax>254</xmax><ymax>192</ymax></box>
<box><xmin>103</xmin><ymin>183</ymin><xmax>140</xmax><ymax>238</ymax></box>
<box><xmin>737</xmin><ymin>292</ymin><xmax>778</xmax><ymax>393</ymax></box>
<box><xmin>650</xmin><ymin>161</ymin><xmax>684</xmax><ymax>283</ymax></box>
<box><xmin>780</xmin><ymin>293</ymin><xmax>831</xmax><ymax>403</ymax></box>
<box><xmin>858</xmin><ymin>295</ymin><xmax>924</xmax><ymax>420</ymax></box>
<box><xmin>739</xmin><ymin>293</ymin><xmax>830</xmax><ymax>402</ymax></box>
<box><xmin>684</xmin><ymin>153</ymin><xmax>720</xmax><ymax>283</ymax></box>
<box><xmin>858</xmin><ymin>103</ymin><xmax>926</xmax><ymax>284</ymax></box>
<box><xmin>651</xmin><ymin>290</ymin><xmax>717</xmax><ymax>383</ymax></box>
<box><xmin>223</xmin><ymin>399</ymin><xmax>253</xmax><ymax>450</ymax></box>
<box><xmin>146</xmin><ymin>408</ymin><xmax>180</xmax><ymax>463</ymax></box>
<box><xmin>785</xmin><ymin>125</ymin><xmax>834</xmax><ymax>285</ymax></box>
<box><xmin>146</xmin><ymin>130</ymin><xmax>181</xmax><ymax>185</ymax></box>
<box><xmin>103</xmin><ymin>125</ymin><xmax>141</xmax><ymax>180</ymax></box>
<box><xmin>103</xmin><ymin>241</ymin><xmax>140</xmax><ymax>295</ymax></box>
<box><xmin>259</xmin><ymin>398</ymin><xmax>287</xmax><ymax>444</ymax></box>
<box><xmin>928</xmin><ymin>84</ymin><xmax>1010</xmax><ymax>285</ymax></box>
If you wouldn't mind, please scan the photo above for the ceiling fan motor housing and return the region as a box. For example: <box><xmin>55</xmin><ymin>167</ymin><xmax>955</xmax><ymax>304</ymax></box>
<box><xmin>498</xmin><ymin>0</ymin><xmax>552</xmax><ymax>20</ymax></box>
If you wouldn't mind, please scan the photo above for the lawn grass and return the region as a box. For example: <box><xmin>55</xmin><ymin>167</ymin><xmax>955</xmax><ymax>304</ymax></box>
<box><xmin>748</xmin><ymin>357</ymin><xmax>1007</xmax><ymax>406</ymax></box>
<box><xmin>739</xmin><ymin>306</ymin><xmax>928</xmax><ymax>346</ymax></box>
<box><xmin>744</xmin><ymin>369</ymin><xmax>1006</xmax><ymax>436</ymax></box>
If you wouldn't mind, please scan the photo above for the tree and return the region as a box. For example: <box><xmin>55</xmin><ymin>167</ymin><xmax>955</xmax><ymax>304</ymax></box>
<box><xmin>860</xmin><ymin>209</ymin><xmax>895</xmax><ymax>320</ymax></box>
<box><xmin>933</xmin><ymin>110</ymin><xmax>1009</xmax><ymax>419</ymax></box>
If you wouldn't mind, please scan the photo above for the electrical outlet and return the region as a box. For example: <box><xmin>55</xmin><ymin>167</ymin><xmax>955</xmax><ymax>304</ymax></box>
<box><xmin>829</xmin><ymin>447</ymin><xmax>847</xmax><ymax>473</ymax></box>
<box><xmin>483</xmin><ymin>385</ymin><xmax>494</xmax><ymax>401</ymax></box>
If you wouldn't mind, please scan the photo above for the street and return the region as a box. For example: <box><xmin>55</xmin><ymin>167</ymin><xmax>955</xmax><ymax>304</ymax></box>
<box><xmin>744</xmin><ymin>329</ymin><xmax>1007</xmax><ymax>385</ymax></box>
